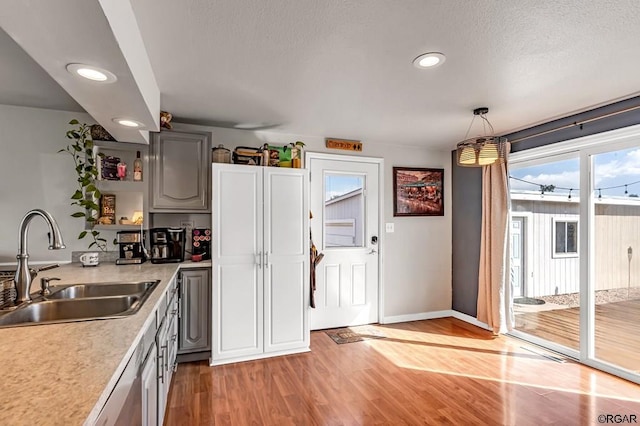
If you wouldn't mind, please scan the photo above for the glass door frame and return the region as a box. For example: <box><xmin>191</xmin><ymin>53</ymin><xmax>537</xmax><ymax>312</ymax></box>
<box><xmin>509</xmin><ymin>123</ymin><xmax>640</xmax><ymax>385</ymax></box>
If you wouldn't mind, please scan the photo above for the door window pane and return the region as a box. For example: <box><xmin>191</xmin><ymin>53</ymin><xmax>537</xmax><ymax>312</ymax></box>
<box><xmin>510</xmin><ymin>156</ymin><xmax>580</xmax><ymax>351</ymax></box>
<box><xmin>324</xmin><ymin>174</ymin><xmax>365</xmax><ymax>248</ymax></box>
<box><xmin>593</xmin><ymin>146</ymin><xmax>640</xmax><ymax>372</ymax></box>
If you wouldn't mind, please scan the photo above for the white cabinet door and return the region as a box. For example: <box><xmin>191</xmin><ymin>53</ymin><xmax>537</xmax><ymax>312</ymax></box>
<box><xmin>263</xmin><ymin>168</ymin><xmax>310</xmax><ymax>353</ymax></box>
<box><xmin>212</xmin><ymin>165</ymin><xmax>264</xmax><ymax>362</ymax></box>
<box><xmin>141</xmin><ymin>345</ymin><xmax>158</xmax><ymax>426</ymax></box>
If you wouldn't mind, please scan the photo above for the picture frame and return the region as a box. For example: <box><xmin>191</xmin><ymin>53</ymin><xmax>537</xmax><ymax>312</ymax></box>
<box><xmin>393</xmin><ymin>167</ymin><xmax>444</xmax><ymax>216</ymax></box>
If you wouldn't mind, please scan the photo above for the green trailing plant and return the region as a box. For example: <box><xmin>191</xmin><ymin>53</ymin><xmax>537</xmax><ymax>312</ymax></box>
<box><xmin>59</xmin><ymin>120</ymin><xmax>107</xmax><ymax>251</ymax></box>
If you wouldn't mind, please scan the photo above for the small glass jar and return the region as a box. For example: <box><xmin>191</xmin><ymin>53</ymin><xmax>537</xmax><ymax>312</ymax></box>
<box><xmin>212</xmin><ymin>144</ymin><xmax>231</xmax><ymax>163</ymax></box>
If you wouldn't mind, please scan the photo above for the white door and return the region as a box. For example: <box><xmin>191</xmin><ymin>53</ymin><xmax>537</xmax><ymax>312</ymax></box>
<box><xmin>263</xmin><ymin>168</ymin><xmax>310</xmax><ymax>352</ymax></box>
<box><xmin>511</xmin><ymin>217</ymin><xmax>524</xmax><ymax>298</ymax></box>
<box><xmin>308</xmin><ymin>154</ymin><xmax>381</xmax><ymax>330</ymax></box>
<box><xmin>212</xmin><ymin>164</ymin><xmax>263</xmax><ymax>362</ymax></box>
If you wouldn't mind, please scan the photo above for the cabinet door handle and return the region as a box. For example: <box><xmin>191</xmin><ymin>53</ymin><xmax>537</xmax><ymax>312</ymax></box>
<box><xmin>158</xmin><ymin>349</ymin><xmax>165</xmax><ymax>383</ymax></box>
<box><xmin>265</xmin><ymin>252</ymin><xmax>270</xmax><ymax>268</ymax></box>
<box><xmin>256</xmin><ymin>251</ymin><xmax>262</xmax><ymax>268</ymax></box>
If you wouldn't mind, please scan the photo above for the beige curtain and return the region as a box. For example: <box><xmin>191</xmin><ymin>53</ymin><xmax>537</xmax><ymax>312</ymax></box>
<box><xmin>477</xmin><ymin>160</ymin><xmax>513</xmax><ymax>334</ymax></box>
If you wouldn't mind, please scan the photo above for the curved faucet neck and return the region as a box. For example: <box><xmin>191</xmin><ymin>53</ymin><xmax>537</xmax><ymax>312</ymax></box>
<box><xmin>18</xmin><ymin>209</ymin><xmax>65</xmax><ymax>256</ymax></box>
<box><xmin>14</xmin><ymin>209</ymin><xmax>66</xmax><ymax>305</ymax></box>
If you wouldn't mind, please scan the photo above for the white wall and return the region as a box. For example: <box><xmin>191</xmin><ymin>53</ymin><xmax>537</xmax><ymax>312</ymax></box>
<box><xmin>173</xmin><ymin>123</ymin><xmax>453</xmax><ymax>318</ymax></box>
<box><xmin>0</xmin><ymin>105</ymin><xmax>116</xmax><ymax>263</ymax></box>
<box><xmin>0</xmin><ymin>107</ymin><xmax>452</xmax><ymax>318</ymax></box>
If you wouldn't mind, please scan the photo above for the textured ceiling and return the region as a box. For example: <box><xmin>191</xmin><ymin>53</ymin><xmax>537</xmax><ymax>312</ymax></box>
<box><xmin>2</xmin><ymin>1</ymin><xmax>640</xmax><ymax>149</ymax></box>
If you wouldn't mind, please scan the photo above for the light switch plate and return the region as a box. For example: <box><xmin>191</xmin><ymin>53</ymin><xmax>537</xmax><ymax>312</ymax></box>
<box><xmin>385</xmin><ymin>223</ymin><xmax>394</xmax><ymax>233</ymax></box>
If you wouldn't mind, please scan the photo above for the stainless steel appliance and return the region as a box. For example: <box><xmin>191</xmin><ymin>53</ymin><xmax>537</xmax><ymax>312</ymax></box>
<box><xmin>116</xmin><ymin>230</ymin><xmax>147</xmax><ymax>265</ymax></box>
<box><xmin>150</xmin><ymin>227</ymin><xmax>186</xmax><ymax>263</ymax></box>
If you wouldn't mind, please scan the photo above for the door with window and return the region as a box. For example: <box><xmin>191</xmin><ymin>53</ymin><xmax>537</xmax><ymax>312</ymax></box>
<box><xmin>308</xmin><ymin>154</ymin><xmax>381</xmax><ymax>330</ymax></box>
<box><xmin>510</xmin><ymin>217</ymin><xmax>524</xmax><ymax>298</ymax></box>
<box><xmin>510</xmin><ymin>132</ymin><xmax>640</xmax><ymax>384</ymax></box>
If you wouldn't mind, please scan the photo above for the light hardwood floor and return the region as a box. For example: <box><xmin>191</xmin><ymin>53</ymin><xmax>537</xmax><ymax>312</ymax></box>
<box><xmin>515</xmin><ymin>299</ymin><xmax>640</xmax><ymax>372</ymax></box>
<box><xmin>166</xmin><ymin>318</ymin><xmax>640</xmax><ymax>425</ymax></box>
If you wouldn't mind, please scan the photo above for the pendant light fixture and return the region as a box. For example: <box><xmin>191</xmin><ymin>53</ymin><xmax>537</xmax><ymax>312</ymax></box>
<box><xmin>456</xmin><ymin>107</ymin><xmax>508</xmax><ymax>167</ymax></box>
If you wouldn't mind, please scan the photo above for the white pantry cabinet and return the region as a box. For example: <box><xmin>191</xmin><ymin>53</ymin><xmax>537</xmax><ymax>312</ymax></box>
<box><xmin>211</xmin><ymin>164</ymin><xmax>310</xmax><ymax>365</ymax></box>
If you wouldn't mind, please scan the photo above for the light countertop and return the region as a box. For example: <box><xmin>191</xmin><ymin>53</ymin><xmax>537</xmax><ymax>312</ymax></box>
<box><xmin>0</xmin><ymin>260</ymin><xmax>211</xmax><ymax>426</ymax></box>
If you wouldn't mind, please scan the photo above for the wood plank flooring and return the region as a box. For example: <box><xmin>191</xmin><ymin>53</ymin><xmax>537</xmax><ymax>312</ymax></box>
<box><xmin>166</xmin><ymin>318</ymin><xmax>640</xmax><ymax>425</ymax></box>
<box><xmin>515</xmin><ymin>299</ymin><xmax>640</xmax><ymax>372</ymax></box>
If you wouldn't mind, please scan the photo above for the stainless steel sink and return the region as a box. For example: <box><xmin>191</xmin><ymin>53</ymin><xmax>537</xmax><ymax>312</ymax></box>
<box><xmin>0</xmin><ymin>296</ymin><xmax>140</xmax><ymax>326</ymax></box>
<box><xmin>46</xmin><ymin>281</ymin><xmax>158</xmax><ymax>299</ymax></box>
<box><xmin>0</xmin><ymin>280</ymin><xmax>160</xmax><ymax>327</ymax></box>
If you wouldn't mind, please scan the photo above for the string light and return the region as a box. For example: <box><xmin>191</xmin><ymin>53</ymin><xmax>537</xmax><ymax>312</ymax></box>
<box><xmin>510</xmin><ymin>176</ymin><xmax>640</xmax><ymax>199</ymax></box>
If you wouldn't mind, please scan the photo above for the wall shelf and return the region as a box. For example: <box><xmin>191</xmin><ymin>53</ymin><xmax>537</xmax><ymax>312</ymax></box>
<box><xmin>96</xmin><ymin>180</ymin><xmax>145</xmax><ymax>192</ymax></box>
<box><xmin>92</xmin><ymin>224</ymin><xmax>143</xmax><ymax>232</ymax></box>
<box><xmin>86</xmin><ymin>140</ymin><xmax>149</xmax><ymax>231</ymax></box>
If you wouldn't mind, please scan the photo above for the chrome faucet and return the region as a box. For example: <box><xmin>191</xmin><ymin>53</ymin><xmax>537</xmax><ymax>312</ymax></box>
<box><xmin>14</xmin><ymin>209</ymin><xmax>66</xmax><ymax>304</ymax></box>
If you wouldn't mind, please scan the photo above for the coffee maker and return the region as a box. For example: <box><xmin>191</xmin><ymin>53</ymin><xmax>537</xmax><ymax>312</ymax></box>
<box><xmin>150</xmin><ymin>228</ymin><xmax>186</xmax><ymax>263</ymax></box>
<box><xmin>116</xmin><ymin>230</ymin><xmax>147</xmax><ymax>265</ymax></box>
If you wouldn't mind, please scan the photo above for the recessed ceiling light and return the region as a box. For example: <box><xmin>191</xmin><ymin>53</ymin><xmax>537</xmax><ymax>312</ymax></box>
<box><xmin>412</xmin><ymin>52</ymin><xmax>446</xmax><ymax>69</ymax></box>
<box><xmin>66</xmin><ymin>63</ymin><xmax>117</xmax><ymax>83</ymax></box>
<box><xmin>112</xmin><ymin>118</ymin><xmax>143</xmax><ymax>128</ymax></box>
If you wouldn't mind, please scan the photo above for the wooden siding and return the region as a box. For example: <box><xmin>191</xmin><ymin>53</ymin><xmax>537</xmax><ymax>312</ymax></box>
<box><xmin>325</xmin><ymin>192</ymin><xmax>363</xmax><ymax>247</ymax></box>
<box><xmin>512</xmin><ymin>200</ymin><xmax>640</xmax><ymax>296</ymax></box>
<box><xmin>594</xmin><ymin>203</ymin><xmax>640</xmax><ymax>290</ymax></box>
<box><xmin>512</xmin><ymin>199</ymin><xmax>580</xmax><ymax>297</ymax></box>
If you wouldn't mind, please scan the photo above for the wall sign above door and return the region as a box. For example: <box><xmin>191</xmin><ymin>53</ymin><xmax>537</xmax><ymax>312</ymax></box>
<box><xmin>325</xmin><ymin>138</ymin><xmax>363</xmax><ymax>152</ymax></box>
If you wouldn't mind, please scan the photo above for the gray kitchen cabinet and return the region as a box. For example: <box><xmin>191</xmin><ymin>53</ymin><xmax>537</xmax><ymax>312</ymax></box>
<box><xmin>178</xmin><ymin>269</ymin><xmax>211</xmax><ymax>355</ymax></box>
<box><xmin>149</xmin><ymin>131</ymin><xmax>211</xmax><ymax>212</ymax></box>
<box><xmin>157</xmin><ymin>277</ymin><xmax>179</xmax><ymax>425</ymax></box>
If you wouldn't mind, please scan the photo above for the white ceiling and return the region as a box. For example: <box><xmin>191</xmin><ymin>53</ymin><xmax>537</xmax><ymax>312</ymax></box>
<box><xmin>2</xmin><ymin>1</ymin><xmax>640</xmax><ymax>149</ymax></box>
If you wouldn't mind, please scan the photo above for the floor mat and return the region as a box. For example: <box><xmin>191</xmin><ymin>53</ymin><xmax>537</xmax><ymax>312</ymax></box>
<box><xmin>325</xmin><ymin>325</ymin><xmax>386</xmax><ymax>344</ymax></box>
<box><xmin>514</xmin><ymin>297</ymin><xmax>546</xmax><ymax>305</ymax></box>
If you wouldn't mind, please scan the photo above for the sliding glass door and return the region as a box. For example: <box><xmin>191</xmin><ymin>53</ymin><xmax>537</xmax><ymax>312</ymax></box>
<box><xmin>508</xmin><ymin>126</ymin><xmax>640</xmax><ymax>383</ymax></box>
<box><xmin>509</xmin><ymin>155</ymin><xmax>581</xmax><ymax>354</ymax></box>
<box><xmin>592</xmin><ymin>147</ymin><xmax>640</xmax><ymax>374</ymax></box>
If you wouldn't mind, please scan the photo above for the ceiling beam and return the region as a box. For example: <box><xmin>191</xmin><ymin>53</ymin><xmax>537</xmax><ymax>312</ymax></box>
<box><xmin>0</xmin><ymin>0</ymin><xmax>159</xmax><ymax>144</ymax></box>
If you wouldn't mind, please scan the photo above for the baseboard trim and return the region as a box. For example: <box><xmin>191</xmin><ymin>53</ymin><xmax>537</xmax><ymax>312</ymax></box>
<box><xmin>450</xmin><ymin>311</ymin><xmax>492</xmax><ymax>331</ymax></box>
<box><xmin>210</xmin><ymin>347</ymin><xmax>311</xmax><ymax>366</ymax></box>
<box><xmin>380</xmin><ymin>309</ymin><xmax>492</xmax><ymax>332</ymax></box>
<box><xmin>382</xmin><ymin>310</ymin><xmax>452</xmax><ymax>324</ymax></box>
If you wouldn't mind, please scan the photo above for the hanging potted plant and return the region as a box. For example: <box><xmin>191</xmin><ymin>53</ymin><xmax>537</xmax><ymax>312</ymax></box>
<box><xmin>59</xmin><ymin>119</ymin><xmax>107</xmax><ymax>251</ymax></box>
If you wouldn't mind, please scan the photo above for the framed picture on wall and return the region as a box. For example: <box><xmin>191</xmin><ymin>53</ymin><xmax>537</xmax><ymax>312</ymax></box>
<box><xmin>393</xmin><ymin>167</ymin><xmax>444</xmax><ymax>216</ymax></box>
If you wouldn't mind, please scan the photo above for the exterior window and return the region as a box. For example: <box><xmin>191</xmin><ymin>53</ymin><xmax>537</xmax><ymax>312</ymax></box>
<box><xmin>554</xmin><ymin>220</ymin><xmax>578</xmax><ymax>255</ymax></box>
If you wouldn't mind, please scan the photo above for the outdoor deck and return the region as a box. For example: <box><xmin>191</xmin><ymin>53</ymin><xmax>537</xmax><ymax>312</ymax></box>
<box><xmin>515</xmin><ymin>299</ymin><xmax>640</xmax><ymax>372</ymax></box>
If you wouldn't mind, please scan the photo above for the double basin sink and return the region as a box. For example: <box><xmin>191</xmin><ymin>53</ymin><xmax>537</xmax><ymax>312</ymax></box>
<box><xmin>0</xmin><ymin>280</ymin><xmax>160</xmax><ymax>327</ymax></box>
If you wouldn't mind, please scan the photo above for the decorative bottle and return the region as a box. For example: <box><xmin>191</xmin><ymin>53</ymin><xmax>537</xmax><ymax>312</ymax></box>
<box><xmin>133</xmin><ymin>151</ymin><xmax>143</xmax><ymax>181</ymax></box>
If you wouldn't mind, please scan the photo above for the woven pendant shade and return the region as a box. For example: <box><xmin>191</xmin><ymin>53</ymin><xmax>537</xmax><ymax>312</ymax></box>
<box><xmin>456</xmin><ymin>108</ymin><xmax>507</xmax><ymax>167</ymax></box>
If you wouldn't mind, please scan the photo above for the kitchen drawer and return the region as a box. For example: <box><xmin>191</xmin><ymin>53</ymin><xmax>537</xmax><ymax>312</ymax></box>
<box><xmin>140</xmin><ymin>316</ymin><xmax>157</xmax><ymax>362</ymax></box>
<box><xmin>157</xmin><ymin>277</ymin><xmax>178</xmax><ymax>323</ymax></box>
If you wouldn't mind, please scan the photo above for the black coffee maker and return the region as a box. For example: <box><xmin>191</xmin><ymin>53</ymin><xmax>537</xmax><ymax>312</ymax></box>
<box><xmin>116</xmin><ymin>230</ymin><xmax>147</xmax><ymax>265</ymax></box>
<box><xmin>150</xmin><ymin>228</ymin><xmax>186</xmax><ymax>263</ymax></box>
